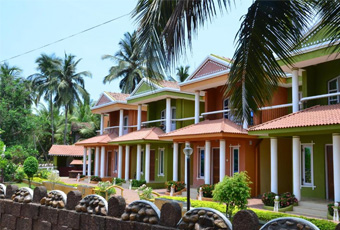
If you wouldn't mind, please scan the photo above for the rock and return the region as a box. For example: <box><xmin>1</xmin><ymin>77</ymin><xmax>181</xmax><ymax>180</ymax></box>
<box><xmin>23</xmin><ymin>196</ymin><xmax>32</xmax><ymax>203</ymax></box>
<box><xmin>108</xmin><ymin>195</ymin><xmax>126</xmax><ymax>218</ymax></box>
<box><xmin>57</xmin><ymin>201</ymin><xmax>65</xmax><ymax>209</ymax></box>
<box><xmin>286</xmin><ymin>221</ymin><xmax>294</xmax><ymax>226</ymax></box>
<box><xmin>232</xmin><ymin>210</ymin><xmax>258</xmax><ymax>230</ymax></box>
<box><xmin>81</xmin><ymin>205</ymin><xmax>87</xmax><ymax>212</ymax></box>
<box><xmin>178</xmin><ymin>223</ymin><xmax>188</xmax><ymax>229</ymax></box>
<box><xmin>75</xmin><ymin>205</ymin><xmax>82</xmax><ymax>212</ymax></box>
<box><xmin>183</xmin><ymin>215</ymin><xmax>190</xmax><ymax>223</ymax></box>
<box><xmin>130</xmin><ymin>213</ymin><xmax>137</xmax><ymax>221</ymax></box>
<box><xmin>198</xmin><ymin>210</ymin><xmax>206</xmax><ymax>216</ymax></box>
<box><xmin>131</xmin><ymin>205</ymin><xmax>139</xmax><ymax>213</ymax></box>
<box><xmin>149</xmin><ymin>216</ymin><xmax>158</xmax><ymax>224</ymax></box>
<box><xmin>138</xmin><ymin>208</ymin><xmax>146</xmax><ymax>215</ymax></box>
<box><xmin>207</xmin><ymin>212</ymin><xmax>213</xmax><ymax>217</ymax></box>
<box><xmin>143</xmin><ymin>217</ymin><xmax>149</xmax><ymax>223</ymax></box>
<box><xmin>66</xmin><ymin>190</ymin><xmax>82</xmax><ymax>210</ymax></box>
<box><xmin>145</xmin><ymin>208</ymin><xmax>156</xmax><ymax>216</ymax></box>
<box><xmin>6</xmin><ymin>184</ymin><xmax>18</xmax><ymax>199</ymax></box>
<box><xmin>100</xmin><ymin>207</ymin><xmax>107</xmax><ymax>216</ymax></box>
<box><xmin>190</xmin><ymin>214</ymin><xmax>199</xmax><ymax>222</ymax></box>
<box><xmin>121</xmin><ymin>213</ymin><xmax>129</xmax><ymax>221</ymax></box>
<box><xmin>197</xmin><ymin>216</ymin><xmax>214</xmax><ymax>228</ymax></box>
<box><xmin>40</xmin><ymin>197</ymin><xmax>46</xmax><ymax>205</ymax></box>
<box><xmin>214</xmin><ymin>220</ymin><xmax>227</xmax><ymax>229</ymax></box>
<box><xmin>160</xmin><ymin>202</ymin><xmax>182</xmax><ymax>227</ymax></box>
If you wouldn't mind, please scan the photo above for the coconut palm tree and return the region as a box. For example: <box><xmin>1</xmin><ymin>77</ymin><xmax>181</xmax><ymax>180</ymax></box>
<box><xmin>133</xmin><ymin>0</ymin><xmax>339</xmax><ymax>122</ymax></box>
<box><xmin>102</xmin><ymin>31</ymin><xmax>164</xmax><ymax>93</ymax></box>
<box><xmin>54</xmin><ymin>53</ymin><xmax>91</xmax><ymax>144</ymax></box>
<box><xmin>176</xmin><ymin>65</ymin><xmax>190</xmax><ymax>82</ymax></box>
<box><xmin>28</xmin><ymin>54</ymin><xmax>61</xmax><ymax>144</ymax></box>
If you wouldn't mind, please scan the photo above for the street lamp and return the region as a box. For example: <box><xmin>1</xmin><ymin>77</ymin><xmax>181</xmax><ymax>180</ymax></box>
<box><xmin>183</xmin><ymin>143</ymin><xmax>193</xmax><ymax>211</ymax></box>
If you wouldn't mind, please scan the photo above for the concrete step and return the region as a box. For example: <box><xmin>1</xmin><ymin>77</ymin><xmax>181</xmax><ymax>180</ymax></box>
<box><xmin>286</xmin><ymin>207</ymin><xmax>328</xmax><ymax>219</ymax></box>
<box><xmin>298</xmin><ymin>201</ymin><xmax>329</xmax><ymax>211</ymax></box>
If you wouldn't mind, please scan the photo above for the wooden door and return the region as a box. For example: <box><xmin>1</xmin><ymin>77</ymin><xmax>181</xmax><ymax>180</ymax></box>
<box><xmin>150</xmin><ymin>150</ymin><xmax>155</xmax><ymax>181</ymax></box>
<box><xmin>213</xmin><ymin>148</ymin><xmax>220</xmax><ymax>184</ymax></box>
<box><xmin>326</xmin><ymin>145</ymin><xmax>334</xmax><ymax>200</ymax></box>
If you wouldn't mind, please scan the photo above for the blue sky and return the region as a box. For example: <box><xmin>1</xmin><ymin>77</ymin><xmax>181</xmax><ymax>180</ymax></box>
<box><xmin>0</xmin><ymin>0</ymin><xmax>252</xmax><ymax>102</ymax></box>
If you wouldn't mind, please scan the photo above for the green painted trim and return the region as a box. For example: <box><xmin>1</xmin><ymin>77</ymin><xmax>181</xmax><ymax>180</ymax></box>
<box><xmin>128</xmin><ymin>91</ymin><xmax>196</xmax><ymax>104</ymax></box>
<box><xmin>249</xmin><ymin>124</ymin><xmax>340</xmax><ymax>137</ymax></box>
<box><xmin>109</xmin><ymin>140</ymin><xmax>171</xmax><ymax>145</ymax></box>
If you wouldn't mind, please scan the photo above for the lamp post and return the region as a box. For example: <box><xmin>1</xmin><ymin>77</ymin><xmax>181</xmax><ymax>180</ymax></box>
<box><xmin>183</xmin><ymin>143</ymin><xmax>193</xmax><ymax>211</ymax></box>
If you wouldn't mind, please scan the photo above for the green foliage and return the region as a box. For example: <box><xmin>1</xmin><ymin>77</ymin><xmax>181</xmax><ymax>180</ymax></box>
<box><xmin>95</xmin><ymin>181</ymin><xmax>116</xmax><ymax>199</ymax></box>
<box><xmin>23</xmin><ymin>157</ymin><xmax>39</xmax><ymax>188</ymax></box>
<box><xmin>4</xmin><ymin>161</ymin><xmax>16</xmax><ymax>182</ymax></box>
<box><xmin>14</xmin><ymin>166</ymin><xmax>25</xmax><ymax>182</ymax></box>
<box><xmin>197</xmin><ymin>184</ymin><xmax>214</xmax><ymax>198</ymax></box>
<box><xmin>261</xmin><ymin>192</ymin><xmax>276</xmax><ymax>206</ymax></box>
<box><xmin>132</xmin><ymin>179</ymin><xmax>146</xmax><ymax>187</ymax></box>
<box><xmin>328</xmin><ymin>202</ymin><xmax>340</xmax><ymax>216</ymax></box>
<box><xmin>166</xmin><ymin>181</ymin><xmax>185</xmax><ymax>192</ymax></box>
<box><xmin>90</xmin><ymin>176</ymin><xmax>102</xmax><ymax>182</ymax></box>
<box><xmin>5</xmin><ymin>145</ymin><xmax>38</xmax><ymax>164</ymax></box>
<box><xmin>137</xmin><ymin>184</ymin><xmax>154</xmax><ymax>200</ymax></box>
<box><xmin>213</xmin><ymin>172</ymin><xmax>251</xmax><ymax>217</ymax></box>
<box><xmin>112</xmin><ymin>177</ymin><xmax>126</xmax><ymax>185</ymax></box>
<box><xmin>279</xmin><ymin>192</ymin><xmax>298</xmax><ymax>208</ymax></box>
<box><xmin>36</xmin><ymin>169</ymin><xmax>51</xmax><ymax>179</ymax></box>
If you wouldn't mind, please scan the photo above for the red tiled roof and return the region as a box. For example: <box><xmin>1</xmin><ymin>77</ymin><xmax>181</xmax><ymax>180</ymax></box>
<box><xmin>106</xmin><ymin>92</ymin><xmax>130</xmax><ymax>101</ymax></box>
<box><xmin>70</xmin><ymin>160</ymin><xmax>88</xmax><ymax>165</ymax></box>
<box><xmin>111</xmin><ymin>127</ymin><xmax>165</xmax><ymax>142</ymax></box>
<box><xmin>249</xmin><ymin>104</ymin><xmax>340</xmax><ymax>131</ymax></box>
<box><xmin>157</xmin><ymin>80</ymin><xmax>180</xmax><ymax>89</ymax></box>
<box><xmin>48</xmin><ymin>145</ymin><xmax>84</xmax><ymax>156</ymax></box>
<box><xmin>160</xmin><ymin>118</ymin><xmax>247</xmax><ymax>138</ymax></box>
<box><xmin>75</xmin><ymin>133</ymin><xmax>118</xmax><ymax>145</ymax></box>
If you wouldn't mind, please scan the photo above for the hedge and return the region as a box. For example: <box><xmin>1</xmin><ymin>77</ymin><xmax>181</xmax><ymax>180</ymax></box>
<box><xmin>159</xmin><ymin>196</ymin><xmax>337</xmax><ymax>230</ymax></box>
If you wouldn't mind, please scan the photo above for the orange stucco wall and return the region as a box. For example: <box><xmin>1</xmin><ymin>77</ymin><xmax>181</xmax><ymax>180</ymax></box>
<box><xmin>108</xmin><ymin>110</ymin><xmax>147</xmax><ymax>133</ymax></box>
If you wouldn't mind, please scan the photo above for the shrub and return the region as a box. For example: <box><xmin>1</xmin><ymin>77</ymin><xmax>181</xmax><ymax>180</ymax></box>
<box><xmin>48</xmin><ymin>171</ymin><xmax>60</xmax><ymax>190</ymax></box>
<box><xmin>261</xmin><ymin>192</ymin><xmax>277</xmax><ymax>206</ymax></box>
<box><xmin>197</xmin><ymin>184</ymin><xmax>214</xmax><ymax>198</ymax></box>
<box><xmin>14</xmin><ymin>165</ymin><xmax>25</xmax><ymax>182</ymax></box>
<box><xmin>132</xmin><ymin>179</ymin><xmax>146</xmax><ymax>187</ymax></box>
<box><xmin>36</xmin><ymin>169</ymin><xmax>51</xmax><ymax>179</ymax></box>
<box><xmin>95</xmin><ymin>181</ymin><xmax>116</xmax><ymax>199</ymax></box>
<box><xmin>90</xmin><ymin>176</ymin><xmax>102</xmax><ymax>182</ymax></box>
<box><xmin>23</xmin><ymin>156</ymin><xmax>39</xmax><ymax>188</ymax></box>
<box><xmin>4</xmin><ymin>161</ymin><xmax>17</xmax><ymax>182</ymax></box>
<box><xmin>328</xmin><ymin>202</ymin><xmax>340</xmax><ymax>216</ymax></box>
<box><xmin>80</xmin><ymin>175</ymin><xmax>86</xmax><ymax>178</ymax></box>
<box><xmin>279</xmin><ymin>192</ymin><xmax>297</xmax><ymax>208</ymax></box>
<box><xmin>166</xmin><ymin>181</ymin><xmax>186</xmax><ymax>192</ymax></box>
<box><xmin>213</xmin><ymin>172</ymin><xmax>251</xmax><ymax>218</ymax></box>
<box><xmin>137</xmin><ymin>184</ymin><xmax>154</xmax><ymax>200</ymax></box>
<box><xmin>112</xmin><ymin>177</ymin><xmax>126</xmax><ymax>185</ymax></box>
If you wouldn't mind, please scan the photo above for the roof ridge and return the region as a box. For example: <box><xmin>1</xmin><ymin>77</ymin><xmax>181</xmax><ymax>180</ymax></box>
<box><xmin>160</xmin><ymin>119</ymin><xmax>209</xmax><ymax>136</ymax></box>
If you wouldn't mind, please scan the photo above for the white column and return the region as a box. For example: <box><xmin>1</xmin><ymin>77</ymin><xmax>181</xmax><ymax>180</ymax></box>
<box><xmin>292</xmin><ymin>136</ymin><xmax>301</xmax><ymax>200</ymax></box>
<box><xmin>204</xmin><ymin>140</ymin><xmax>211</xmax><ymax>184</ymax></box>
<box><xmin>119</xmin><ymin>109</ymin><xmax>124</xmax><ymax>136</ymax></box>
<box><xmin>136</xmin><ymin>144</ymin><xmax>142</xmax><ymax>180</ymax></box>
<box><xmin>219</xmin><ymin>140</ymin><xmax>226</xmax><ymax>182</ymax></box>
<box><xmin>125</xmin><ymin>145</ymin><xmax>130</xmax><ymax>180</ymax></box>
<box><xmin>87</xmin><ymin>148</ymin><xmax>92</xmax><ymax>177</ymax></box>
<box><xmin>100</xmin><ymin>146</ymin><xmax>105</xmax><ymax>178</ymax></box>
<box><xmin>292</xmin><ymin>68</ymin><xmax>299</xmax><ymax>113</ymax></box>
<box><xmin>83</xmin><ymin>147</ymin><xmax>87</xmax><ymax>175</ymax></box>
<box><xmin>118</xmin><ymin>145</ymin><xmax>123</xmax><ymax>178</ymax></box>
<box><xmin>100</xmin><ymin>114</ymin><xmax>104</xmax><ymax>135</ymax></box>
<box><xmin>145</xmin><ymin>144</ymin><xmax>151</xmax><ymax>182</ymax></box>
<box><xmin>195</xmin><ymin>91</ymin><xmax>200</xmax><ymax>124</ymax></box>
<box><xmin>173</xmin><ymin>142</ymin><xmax>179</xmax><ymax>181</ymax></box>
<box><xmin>333</xmin><ymin>133</ymin><xmax>340</xmax><ymax>202</ymax></box>
<box><xmin>95</xmin><ymin>147</ymin><xmax>100</xmax><ymax>176</ymax></box>
<box><xmin>185</xmin><ymin>141</ymin><xmax>189</xmax><ymax>183</ymax></box>
<box><xmin>270</xmin><ymin>137</ymin><xmax>278</xmax><ymax>194</ymax></box>
<box><xmin>166</xmin><ymin>98</ymin><xmax>171</xmax><ymax>133</ymax></box>
<box><xmin>137</xmin><ymin>104</ymin><xmax>142</xmax><ymax>130</ymax></box>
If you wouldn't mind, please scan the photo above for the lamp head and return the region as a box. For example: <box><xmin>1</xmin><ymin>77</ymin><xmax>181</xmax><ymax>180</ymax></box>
<box><xmin>183</xmin><ymin>143</ymin><xmax>193</xmax><ymax>157</ymax></box>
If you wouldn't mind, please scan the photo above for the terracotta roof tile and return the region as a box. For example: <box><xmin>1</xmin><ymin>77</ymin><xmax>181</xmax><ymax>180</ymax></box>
<box><xmin>48</xmin><ymin>145</ymin><xmax>84</xmax><ymax>156</ymax></box>
<box><xmin>106</xmin><ymin>92</ymin><xmax>130</xmax><ymax>102</ymax></box>
<box><xmin>111</xmin><ymin>127</ymin><xmax>165</xmax><ymax>142</ymax></box>
<box><xmin>160</xmin><ymin>119</ymin><xmax>247</xmax><ymax>138</ymax></box>
<box><xmin>75</xmin><ymin>133</ymin><xmax>118</xmax><ymax>145</ymax></box>
<box><xmin>157</xmin><ymin>80</ymin><xmax>180</xmax><ymax>89</ymax></box>
<box><xmin>249</xmin><ymin>104</ymin><xmax>340</xmax><ymax>131</ymax></box>
<box><xmin>70</xmin><ymin>159</ymin><xmax>88</xmax><ymax>165</ymax></box>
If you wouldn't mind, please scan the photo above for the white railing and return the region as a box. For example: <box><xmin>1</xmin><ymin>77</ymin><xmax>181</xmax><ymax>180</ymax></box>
<box><xmin>300</xmin><ymin>92</ymin><xmax>340</xmax><ymax>102</ymax></box>
<box><xmin>105</xmin><ymin>126</ymin><xmax>119</xmax><ymax>130</ymax></box>
<box><xmin>172</xmin><ymin>116</ymin><xmax>203</xmax><ymax>122</ymax></box>
<box><xmin>258</xmin><ymin>103</ymin><xmax>292</xmax><ymax>111</ymax></box>
<box><xmin>201</xmin><ymin>109</ymin><xmax>231</xmax><ymax>116</ymax></box>
<box><xmin>142</xmin><ymin>119</ymin><xmax>165</xmax><ymax>124</ymax></box>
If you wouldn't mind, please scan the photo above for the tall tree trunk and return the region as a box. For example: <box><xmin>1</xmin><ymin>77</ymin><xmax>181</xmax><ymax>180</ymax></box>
<box><xmin>64</xmin><ymin>105</ymin><xmax>68</xmax><ymax>145</ymax></box>
<box><xmin>50</xmin><ymin>93</ymin><xmax>55</xmax><ymax>145</ymax></box>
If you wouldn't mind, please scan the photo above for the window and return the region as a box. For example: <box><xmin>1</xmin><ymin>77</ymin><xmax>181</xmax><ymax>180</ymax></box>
<box><xmin>223</xmin><ymin>98</ymin><xmax>236</xmax><ymax>122</ymax></box>
<box><xmin>114</xmin><ymin>150</ymin><xmax>118</xmax><ymax>172</ymax></box>
<box><xmin>197</xmin><ymin>148</ymin><xmax>205</xmax><ymax>178</ymax></box>
<box><xmin>171</xmin><ymin>107</ymin><xmax>176</xmax><ymax>131</ymax></box>
<box><xmin>123</xmin><ymin>116</ymin><xmax>128</xmax><ymax>135</ymax></box>
<box><xmin>328</xmin><ymin>77</ymin><xmax>340</xmax><ymax>105</ymax></box>
<box><xmin>158</xmin><ymin>148</ymin><xmax>164</xmax><ymax>176</ymax></box>
<box><xmin>301</xmin><ymin>144</ymin><xmax>314</xmax><ymax>187</ymax></box>
<box><xmin>160</xmin><ymin>110</ymin><xmax>165</xmax><ymax>131</ymax></box>
<box><xmin>232</xmin><ymin>147</ymin><xmax>239</xmax><ymax>175</ymax></box>
<box><xmin>141</xmin><ymin>149</ymin><xmax>144</xmax><ymax>174</ymax></box>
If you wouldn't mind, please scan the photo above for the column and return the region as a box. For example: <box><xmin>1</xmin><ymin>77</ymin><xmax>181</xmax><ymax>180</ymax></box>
<box><xmin>292</xmin><ymin>68</ymin><xmax>299</xmax><ymax>113</ymax></box>
<box><xmin>219</xmin><ymin>140</ymin><xmax>226</xmax><ymax>182</ymax></box>
<box><xmin>119</xmin><ymin>109</ymin><xmax>124</xmax><ymax>136</ymax></box>
<box><xmin>118</xmin><ymin>145</ymin><xmax>123</xmax><ymax>178</ymax></box>
<box><xmin>136</xmin><ymin>144</ymin><xmax>142</xmax><ymax>180</ymax></box>
<box><xmin>185</xmin><ymin>141</ymin><xmax>189</xmax><ymax>184</ymax></box>
<box><xmin>125</xmin><ymin>145</ymin><xmax>130</xmax><ymax>180</ymax></box>
<box><xmin>292</xmin><ymin>136</ymin><xmax>301</xmax><ymax>200</ymax></box>
<box><xmin>83</xmin><ymin>147</ymin><xmax>87</xmax><ymax>175</ymax></box>
<box><xmin>87</xmin><ymin>148</ymin><xmax>92</xmax><ymax>177</ymax></box>
<box><xmin>195</xmin><ymin>91</ymin><xmax>200</xmax><ymax>124</ymax></box>
<box><xmin>95</xmin><ymin>147</ymin><xmax>100</xmax><ymax>176</ymax></box>
<box><xmin>145</xmin><ymin>144</ymin><xmax>151</xmax><ymax>182</ymax></box>
<box><xmin>100</xmin><ymin>114</ymin><xmax>104</xmax><ymax>135</ymax></box>
<box><xmin>173</xmin><ymin>142</ymin><xmax>179</xmax><ymax>181</ymax></box>
<box><xmin>137</xmin><ymin>104</ymin><xmax>142</xmax><ymax>130</ymax></box>
<box><xmin>270</xmin><ymin>137</ymin><xmax>278</xmax><ymax>194</ymax></box>
<box><xmin>166</xmin><ymin>98</ymin><xmax>171</xmax><ymax>133</ymax></box>
<box><xmin>333</xmin><ymin>133</ymin><xmax>340</xmax><ymax>202</ymax></box>
<box><xmin>100</xmin><ymin>146</ymin><xmax>105</xmax><ymax>178</ymax></box>
<box><xmin>204</xmin><ymin>140</ymin><xmax>211</xmax><ymax>184</ymax></box>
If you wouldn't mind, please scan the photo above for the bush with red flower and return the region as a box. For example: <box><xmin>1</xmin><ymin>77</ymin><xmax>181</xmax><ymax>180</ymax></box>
<box><xmin>197</xmin><ymin>184</ymin><xmax>214</xmax><ymax>198</ymax></box>
<box><xmin>165</xmin><ymin>181</ymin><xmax>186</xmax><ymax>192</ymax></box>
<box><xmin>261</xmin><ymin>192</ymin><xmax>277</xmax><ymax>206</ymax></box>
<box><xmin>279</xmin><ymin>192</ymin><xmax>297</xmax><ymax>208</ymax></box>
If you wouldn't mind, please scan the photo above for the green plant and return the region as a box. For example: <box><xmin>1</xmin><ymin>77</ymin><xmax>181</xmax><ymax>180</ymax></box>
<box><xmin>90</xmin><ymin>176</ymin><xmax>102</xmax><ymax>182</ymax></box>
<box><xmin>279</xmin><ymin>192</ymin><xmax>297</xmax><ymax>208</ymax></box>
<box><xmin>36</xmin><ymin>169</ymin><xmax>51</xmax><ymax>179</ymax></box>
<box><xmin>112</xmin><ymin>177</ymin><xmax>126</xmax><ymax>185</ymax></box>
<box><xmin>23</xmin><ymin>156</ymin><xmax>39</xmax><ymax>188</ymax></box>
<box><xmin>80</xmin><ymin>175</ymin><xmax>86</xmax><ymax>178</ymax></box>
<box><xmin>48</xmin><ymin>171</ymin><xmax>60</xmax><ymax>190</ymax></box>
<box><xmin>261</xmin><ymin>192</ymin><xmax>277</xmax><ymax>206</ymax></box>
<box><xmin>197</xmin><ymin>184</ymin><xmax>214</xmax><ymax>198</ymax></box>
<box><xmin>95</xmin><ymin>181</ymin><xmax>116</xmax><ymax>199</ymax></box>
<box><xmin>328</xmin><ymin>202</ymin><xmax>340</xmax><ymax>216</ymax></box>
<box><xmin>166</xmin><ymin>181</ymin><xmax>185</xmax><ymax>192</ymax></box>
<box><xmin>132</xmin><ymin>179</ymin><xmax>146</xmax><ymax>188</ymax></box>
<box><xmin>137</xmin><ymin>184</ymin><xmax>154</xmax><ymax>200</ymax></box>
<box><xmin>213</xmin><ymin>172</ymin><xmax>251</xmax><ymax>218</ymax></box>
<box><xmin>14</xmin><ymin>165</ymin><xmax>25</xmax><ymax>182</ymax></box>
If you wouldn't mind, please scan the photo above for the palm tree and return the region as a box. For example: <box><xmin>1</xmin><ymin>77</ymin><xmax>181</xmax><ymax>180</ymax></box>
<box><xmin>54</xmin><ymin>53</ymin><xmax>91</xmax><ymax>144</ymax></box>
<box><xmin>28</xmin><ymin>54</ymin><xmax>61</xmax><ymax>144</ymax></box>
<box><xmin>0</xmin><ymin>63</ymin><xmax>22</xmax><ymax>98</ymax></box>
<box><xmin>176</xmin><ymin>65</ymin><xmax>190</xmax><ymax>82</ymax></box>
<box><xmin>133</xmin><ymin>1</ymin><xmax>339</xmax><ymax>122</ymax></box>
<box><xmin>102</xmin><ymin>31</ymin><xmax>164</xmax><ymax>93</ymax></box>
